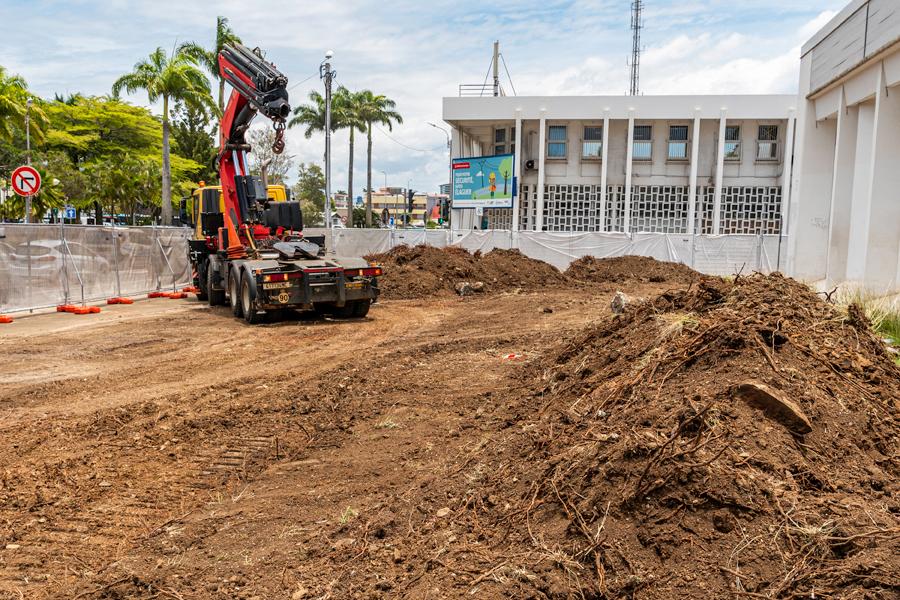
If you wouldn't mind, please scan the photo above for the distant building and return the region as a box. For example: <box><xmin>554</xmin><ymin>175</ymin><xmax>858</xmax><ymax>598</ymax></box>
<box><xmin>443</xmin><ymin>95</ymin><xmax>795</xmax><ymax>235</ymax></box>
<box><xmin>439</xmin><ymin>183</ymin><xmax>451</xmax><ymax>195</ymax></box>
<box><xmin>790</xmin><ymin>0</ymin><xmax>900</xmax><ymax>291</ymax></box>
<box><xmin>366</xmin><ymin>188</ymin><xmax>429</xmax><ymax>225</ymax></box>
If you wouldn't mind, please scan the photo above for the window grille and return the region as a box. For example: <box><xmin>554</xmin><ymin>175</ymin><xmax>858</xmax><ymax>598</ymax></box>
<box><xmin>547</xmin><ymin>125</ymin><xmax>567</xmax><ymax>158</ymax></box>
<box><xmin>582</xmin><ymin>126</ymin><xmax>603</xmax><ymax>159</ymax></box>
<box><xmin>757</xmin><ymin>125</ymin><xmax>778</xmax><ymax>160</ymax></box>
<box><xmin>668</xmin><ymin>125</ymin><xmax>689</xmax><ymax>160</ymax></box>
<box><xmin>632</xmin><ymin>125</ymin><xmax>652</xmax><ymax>160</ymax></box>
<box><xmin>494</xmin><ymin>129</ymin><xmax>506</xmax><ymax>143</ymax></box>
<box><xmin>725</xmin><ymin>125</ymin><xmax>741</xmax><ymax>160</ymax></box>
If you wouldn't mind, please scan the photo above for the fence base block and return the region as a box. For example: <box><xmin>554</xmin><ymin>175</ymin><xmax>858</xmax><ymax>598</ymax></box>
<box><xmin>0</xmin><ymin>315</ymin><xmax>12</xmax><ymax>324</ymax></box>
<box><xmin>57</xmin><ymin>304</ymin><xmax>78</xmax><ymax>313</ymax></box>
<box><xmin>107</xmin><ymin>297</ymin><xmax>135</xmax><ymax>305</ymax></box>
<box><xmin>148</xmin><ymin>292</ymin><xmax>168</xmax><ymax>299</ymax></box>
<box><xmin>168</xmin><ymin>292</ymin><xmax>188</xmax><ymax>299</ymax></box>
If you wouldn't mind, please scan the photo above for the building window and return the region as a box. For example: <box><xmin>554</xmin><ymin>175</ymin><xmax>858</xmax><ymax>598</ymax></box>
<box><xmin>494</xmin><ymin>128</ymin><xmax>506</xmax><ymax>143</ymax></box>
<box><xmin>633</xmin><ymin>124</ymin><xmax>652</xmax><ymax>160</ymax></box>
<box><xmin>667</xmin><ymin>125</ymin><xmax>689</xmax><ymax>160</ymax></box>
<box><xmin>547</xmin><ymin>125</ymin><xmax>567</xmax><ymax>158</ymax></box>
<box><xmin>725</xmin><ymin>125</ymin><xmax>741</xmax><ymax>160</ymax></box>
<box><xmin>582</xmin><ymin>126</ymin><xmax>603</xmax><ymax>159</ymax></box>
<box><xmin>757</xmin><ymin>125</ymin><xmax>778</xmax><ymax>161</ymax></box>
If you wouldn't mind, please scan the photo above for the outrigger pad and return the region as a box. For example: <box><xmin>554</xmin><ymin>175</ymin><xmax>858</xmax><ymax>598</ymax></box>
<box><xmin>273</xmin><ymin>240</ymin><xmax>320</xmax><ymax>260</ymax></box>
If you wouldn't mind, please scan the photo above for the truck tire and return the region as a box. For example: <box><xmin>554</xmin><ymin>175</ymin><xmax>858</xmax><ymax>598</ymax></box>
<box><xmin>240</xmin><ymin>271</ymin><xmax>264</xmax><ymax>324</ymax></box>
<box><xmin>196</xmin><ymin>259</ymin><xmax>209</xmax><ymax>301</ymax></box>
<box><xmin>229</xmin><ymin>270</ymin><xmax>243</xmax><ymax>318</ymax></box>
<box><xmin>352</xmin><ymin>299</ymin><xmax>371</xmax><ymax>318</ymax></box>
<box><xmin>207</xmin><ymin>261</ymin><xmax>226</xmax><ymax>306</ymax></box>
<box><xmin>333</xmin><ymin>300</ymin><xmax>370</xmax><ymax>319</ymax></box>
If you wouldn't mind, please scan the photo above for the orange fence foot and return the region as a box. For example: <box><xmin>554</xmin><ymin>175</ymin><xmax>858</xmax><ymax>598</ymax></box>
<box><xmin>182</xmin><ymin>286</ymin><xmax>200</xmax><ymax>294</ymax></box>
<box><xmin>148</xmin><ymin>292</ymin><xmax>167</xmax><ymax>299</ymax></box>
<box><xmin>0</xmin><ymin>315</ymin><xmax>12</xmax><ymax>324</ymax></box>
<box><xmin>107</xmin><ymin>297</ymin><xmax>134</xmax><ymax>305</ymax></box>
<box><xmin>57</xmin><ymin>304</ymin><xmax>78</xmax><ymax>313</ymax></box>
<box><xmin>168</xmin><ymin>292</ymin><xmax>188</xmax><ymax>299</ymax></box>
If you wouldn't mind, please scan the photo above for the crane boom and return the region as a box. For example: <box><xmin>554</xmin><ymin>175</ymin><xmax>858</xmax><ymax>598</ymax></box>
<box><xmin>217</xmin><ymin>43</ymin><xmax>291</xmax><ymax>258</ymax></box>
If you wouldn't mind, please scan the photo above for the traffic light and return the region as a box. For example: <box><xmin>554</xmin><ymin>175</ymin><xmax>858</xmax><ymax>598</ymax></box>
<box><xmin>407</xmin><ymin>189</ymin><xmax>415</xmax><ymax>213</ymax></box>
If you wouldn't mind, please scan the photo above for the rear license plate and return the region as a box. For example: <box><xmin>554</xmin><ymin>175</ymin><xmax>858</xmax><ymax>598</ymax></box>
<box><xmin>345</xmin><ymin>281</ymin><xmax>364</xmax><ymax>289</ymax></box>
<box><xmin>263</xmin><ymin>282</ymin><xmax>291</xmax><ymax>290</ymax></box>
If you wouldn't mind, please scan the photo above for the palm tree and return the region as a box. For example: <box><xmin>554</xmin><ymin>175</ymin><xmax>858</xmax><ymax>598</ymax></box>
<box><xmin>179</xmin><ymin>16</ymin><xmax>241</xmax><ymax>115</ymax></box>
<box><xmin>357</xmin><ymin>91</ymin><xmax>402</xmax><ymax>227</ymax></box>
<box><xmin>288</xmin><ymin>89</ymin><xmax>344</xmax><ymax>222</ymax></box>
<box><xmin>334</xmin><ymin>88</ymin><xmax>366</xmax><ymax>225</ymax></box>
<box><xmin>0</xmin><ymin>67</ymin><xmax>47</xmax><ymax>143</ymax></box>
<box><xmin>112</xmin><ymin>47</ymin><xmax>214</xmax><ymax>225</ymax></box>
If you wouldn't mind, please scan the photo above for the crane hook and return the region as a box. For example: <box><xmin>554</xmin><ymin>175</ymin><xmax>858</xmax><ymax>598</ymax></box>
<box><xmin>272</xmin><ymin>121</ymin><xmax>286</xmax><ymax>155</ymax></box>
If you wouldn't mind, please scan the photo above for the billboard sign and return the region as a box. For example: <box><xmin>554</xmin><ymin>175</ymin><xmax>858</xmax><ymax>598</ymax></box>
<box><xmin>451</xmin><ymin>153</ymin><xmax>514</xmax><ymax>209</ymax></box>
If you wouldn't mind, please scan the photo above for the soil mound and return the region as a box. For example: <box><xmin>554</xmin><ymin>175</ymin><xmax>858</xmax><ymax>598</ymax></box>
<box><xmin>566</xmin><ymin>254</ymin><xmax>699</xmax><ymax>285</ymax></box>
<box><xmin>461</xmin><ymin>273</ymin><xmax>900</xmax><ymax>598</ymax></box>
<box><xmin>367</xmin><ymin>245</ymin><xmax>568</xmax><ymax>299</ymax></box>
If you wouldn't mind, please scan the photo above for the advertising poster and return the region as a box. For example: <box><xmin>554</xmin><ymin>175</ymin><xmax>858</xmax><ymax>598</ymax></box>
<box><xmin>451</xmin><ymin>154</ymin><xmax>514</xmax><ymax>209</ymax></box>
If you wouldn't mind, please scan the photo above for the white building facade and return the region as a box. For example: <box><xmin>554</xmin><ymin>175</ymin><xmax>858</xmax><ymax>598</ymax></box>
<box><xmin>790</xmin><ymin>0</ymin><xmax>900</xmax><ymax>293</ymax></box>
<box><xmin>444</xmin><ymin>96</ymin><xmax>797</xmax><ymax>239</ymax></box>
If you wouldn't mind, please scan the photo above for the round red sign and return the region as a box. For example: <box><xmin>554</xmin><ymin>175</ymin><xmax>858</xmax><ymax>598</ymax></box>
<box><xmin>11</xmin><ymin>165</ymin><xmax>41</xmax><ymax>196</ymax></box>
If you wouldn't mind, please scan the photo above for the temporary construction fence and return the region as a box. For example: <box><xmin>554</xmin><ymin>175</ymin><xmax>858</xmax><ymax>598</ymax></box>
<box><xmin>0</xmin><ymin>224</ymin><xmax>784</xmax><ymax>315</ymax></box>
<box><xmin>0</xmin><ymin>224</ymin><xmax>191</xmax><ymax>314</ymax></box>
<box><xmin>321</xmin><ymin>228</ymin><xmax>787</xmax><ymax>275</ymax></box>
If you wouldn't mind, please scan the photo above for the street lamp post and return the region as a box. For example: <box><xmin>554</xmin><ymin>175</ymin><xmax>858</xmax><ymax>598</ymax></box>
<box><xmin>24</xmin><ymin>98</ymin><xmax>32</xmax><ymax>224</ymax></box>
<box><xmin>320</xmin><ymin>51</ymin><xmax>335</xmax><ymax>236</ymax></box>
<box><xmin>428</xmin><ymin>122</ymin><xmax>451</xmax><ymax>228</ymax></box>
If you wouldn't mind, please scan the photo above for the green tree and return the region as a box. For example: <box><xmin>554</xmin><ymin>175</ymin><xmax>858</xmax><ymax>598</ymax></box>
<box><xmin>171</xmin><ymin>100</ymin><xmax>217</xmax><ymax>184</ymax></box>
<box><xmin>179</xmin><ymin>16</ymin><xmax>241</xmax><ymax>116</ymax></box>
<box><xmin>44</xmin><ymin>95</ymin><xmax>202</xmax><ymax>222</ymax></box>
<box><xmin>356</xmin><ymin>91</ymin><xmax>402</xmax><ymax>227</ymax></box>
<box><xmin>112</xmin><ymin>47</ymin><xmax>215</xmax><ymax>224</ymax></box>
<box><xmin>0</xmin><ymin>66</ymin><xmax>48</xmax><ymax>143</ymax></box>
<box><xmin>335</xmin><ymin>88</ymin><xmax>367</xmax><ymax>227</ymax></box>
<box><xmin>292</xmin><ymin>162</ymin><xmax>325</xmax><ymax>226</ymax></box>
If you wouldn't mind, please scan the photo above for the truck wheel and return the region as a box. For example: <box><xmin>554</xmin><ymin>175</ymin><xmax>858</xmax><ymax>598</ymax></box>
<box><xmin>196</xmin><ymin>260</ymin><xmax>209</xmax><ymax>301</ymax></box>
<box><xmin>333</xmin><ymin>300</ymin><xmax>370</xmax><ymax>319</ymax></box>
<box><xmin>229</xmin><ymin>270</ymin><xmax>243</xmax><ymax>318</ymax></box>
<box><xmin>207</xmin><ymin>261</ymin><xmax>226</xmax><ymax>306</ymax></box>
<box><xmin>240</xmin><ymin>271</ymin><xmax>264</xmax><ymax>324</ymax></box>
<box><xmin>352</xmin><ymin>299</ymin><xmax>371</xmax><ymax>318</ymax></box>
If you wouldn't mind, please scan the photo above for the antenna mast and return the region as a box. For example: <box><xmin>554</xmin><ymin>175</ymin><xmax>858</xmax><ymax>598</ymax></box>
<box><xmin>629</xmin><ymin>0</ymin><xmax>643</xmax><ymax>96</ymax></box>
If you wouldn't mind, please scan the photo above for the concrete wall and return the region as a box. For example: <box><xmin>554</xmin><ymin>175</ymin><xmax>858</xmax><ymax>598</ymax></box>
<box><xmin>792</xmin><ymin>4</ymin><xmax>900</xmax><ymax>292</ymax></box>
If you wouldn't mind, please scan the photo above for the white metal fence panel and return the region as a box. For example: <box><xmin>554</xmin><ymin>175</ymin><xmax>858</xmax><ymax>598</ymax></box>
<box><xmin>0</xmin><ymin>224</ymin><xmax>191</xmax><ymax>314</ymax></box>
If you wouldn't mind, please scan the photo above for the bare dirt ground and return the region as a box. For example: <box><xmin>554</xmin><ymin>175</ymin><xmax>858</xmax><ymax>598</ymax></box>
<box><xmin>1</xmin><ymin>249</ymin><xmax>897</xmax><ymax>600</ymax></box>
<box><xmin>0</xmin><ymin>277</ymin><xmax>672</xmax><ymax>600</ymax></box>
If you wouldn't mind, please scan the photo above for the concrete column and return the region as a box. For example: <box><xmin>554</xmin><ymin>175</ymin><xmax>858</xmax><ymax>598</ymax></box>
<box><xmin>712</xmin><ymin>110</ymin><xmax>727</xmax><ymax>235</ymax></box>
<box><xmin>512</xmin><ymin>110</ymin><xmax>522</xmax><ymax>232</ymax></box>
<box><xmin>598</xmin><ymin>108</ymin><xmax>610</xmax><ymax>232</ymax></box>
<box><xmin>862</xmin><ymin>65</ymin><xmax>900</xmax><ymax>291</ymax></box>
<box><xmin>846</xmin><ymin>101</ymin><xmax>876</xmax><ymax>282</ymax></box>
<box><xmin>624</xmin><ymin>109</ymin><xmax>635</xmax><ymax>234</ymax></box>
<box><xmin>780</xmin><ymin>109</ymin><xmax>796</xmax><ymax>240</ymax></box>
<box><xmin>825</xmin><ymin>87</ymin><xmax>858</xmax><ymax>285</ymax></box>
<box><xmin>787</xmin><ymin>56</ymin><xmax>837</xmax><ymax>281</ymax></box>
<box><xmin>536</xmin><ymin>109</ymin><xmax>546</xmax><ymax>231</ymax></box>
<box><xmin>686</xmin><ymin>110</ymin><xmax>701</xmax><ymax>235</ymax></box>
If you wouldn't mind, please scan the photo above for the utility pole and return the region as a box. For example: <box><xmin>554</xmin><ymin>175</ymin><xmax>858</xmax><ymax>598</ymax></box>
<box><xmin>492</xmin><ymin>41</ymin><xmax>500</xmax><ymax>97</ymax></box>
<box><xmin>321</xmin><ymin>50</ymin><xmax>335</xmax><ymax>232</ymax></box>
<box><xmin>24</xmin><ymin>98</ymin><xmax>32</xmax><ymax>224</ymax></box>
<box><xmin>629</xmin><ymin>0</ymin><xmax>643</xmax><ymax>96</ymax></box>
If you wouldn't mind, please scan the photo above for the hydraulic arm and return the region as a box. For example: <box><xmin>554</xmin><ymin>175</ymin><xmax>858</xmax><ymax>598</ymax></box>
<box><xmin>217</xmin><ymin>43</ymin><xmax>291</xmax><ymax>258</ymax></box>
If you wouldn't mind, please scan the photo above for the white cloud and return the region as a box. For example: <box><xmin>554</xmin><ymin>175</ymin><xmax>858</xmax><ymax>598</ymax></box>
<box><xmin>1</xmin><ymin>1</ymin><xmax>844</xmax><ymax>193</ymax></box>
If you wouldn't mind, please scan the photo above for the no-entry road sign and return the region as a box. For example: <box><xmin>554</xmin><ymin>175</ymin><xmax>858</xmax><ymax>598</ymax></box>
<box><xmin>11</xmin><ymin>165</ymin><xmax>41</xmax><ymax>197</ymax></box>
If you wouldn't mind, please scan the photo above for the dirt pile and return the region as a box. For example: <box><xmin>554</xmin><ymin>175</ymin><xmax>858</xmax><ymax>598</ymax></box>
<box><xmin>368</xmin><ymin>244</ymin><xmax>569</xmax><ymax>299</ymax></box>
<box><xmin>566</xmin><ymin>254</ymin><xmax>699</xmax><ymax>285</ymax></box>
<box><xmin>438</xmin><ymin>273</ymin><xmax>900</xmax><ymax>598</ymax></box>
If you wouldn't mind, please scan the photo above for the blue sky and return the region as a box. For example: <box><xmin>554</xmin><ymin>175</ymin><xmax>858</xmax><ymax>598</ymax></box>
<box><xmin>1</xmin><ymin>0</ymin><xmax>844</xmax><ymax>193</ymax></box>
